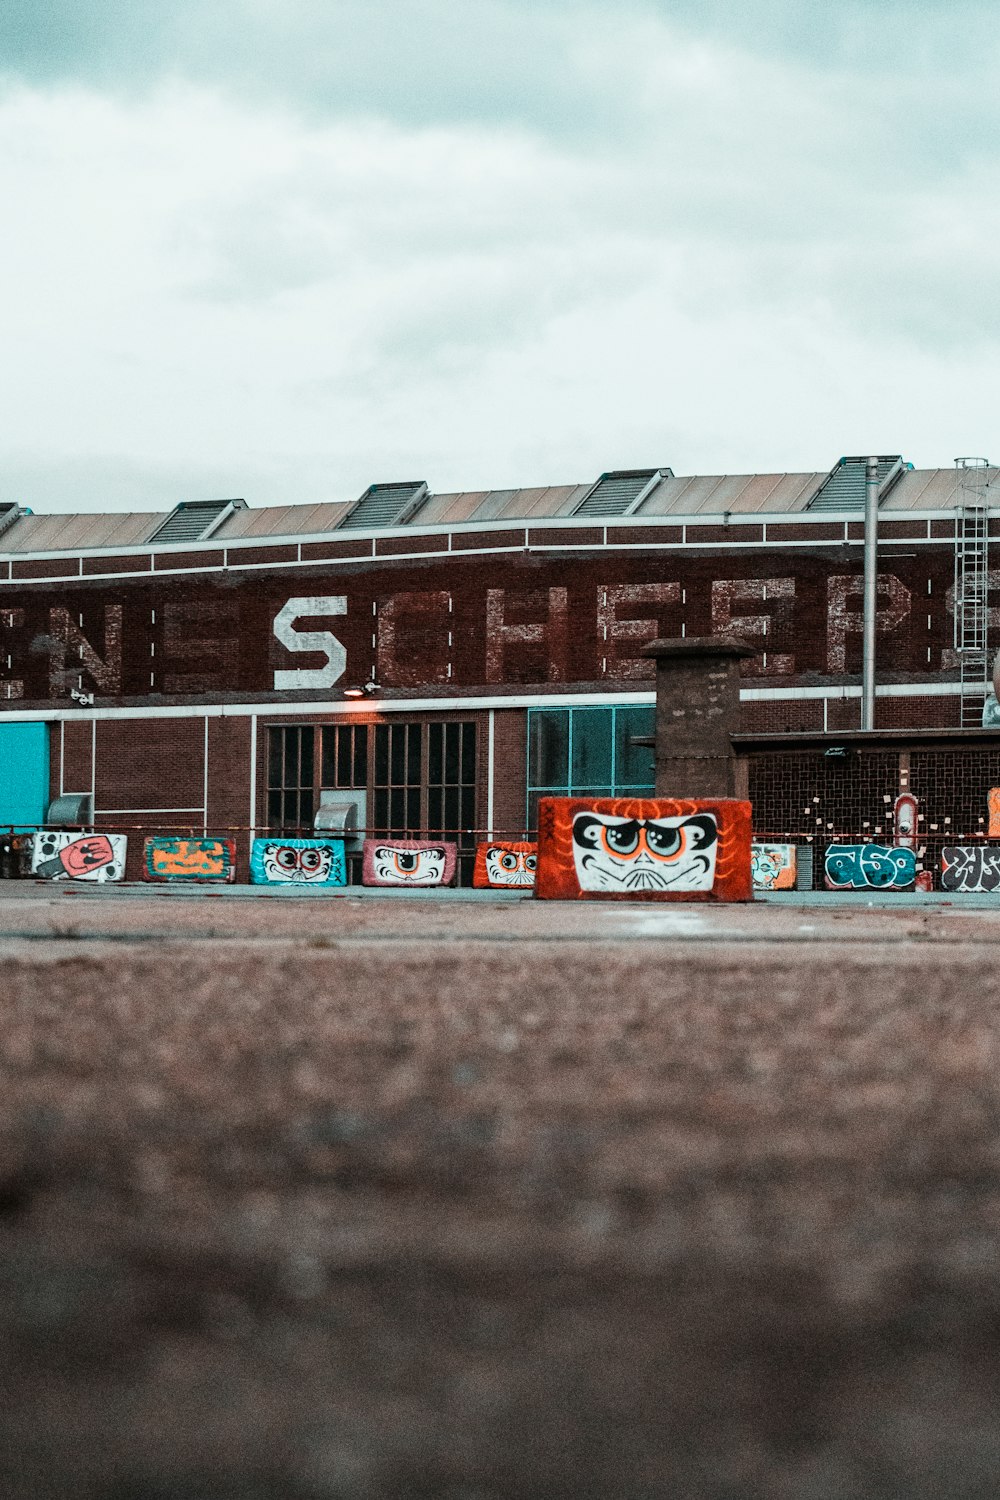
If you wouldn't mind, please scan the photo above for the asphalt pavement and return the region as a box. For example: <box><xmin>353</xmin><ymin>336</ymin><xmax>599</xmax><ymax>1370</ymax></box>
<box><xmin>3</xmin><ymin>887</ymin><xmax>1000</xmax><ymax>1498</ymax></box>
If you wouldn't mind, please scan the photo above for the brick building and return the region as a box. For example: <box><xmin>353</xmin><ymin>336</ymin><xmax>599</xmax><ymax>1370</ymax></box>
<box><xmin>0</xmin><ymin>458</ymin><xmax>997</xmax><ymax>882</ymax></box>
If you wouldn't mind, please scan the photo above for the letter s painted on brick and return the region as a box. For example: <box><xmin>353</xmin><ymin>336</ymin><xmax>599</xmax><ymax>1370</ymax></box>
<box><xmin>273</xmin><ymin>597</ymin><xmax>347</xmax><ymax>690</ymax></box>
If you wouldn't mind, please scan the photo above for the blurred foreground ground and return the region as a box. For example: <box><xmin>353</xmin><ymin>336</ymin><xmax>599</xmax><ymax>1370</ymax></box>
<box><xmin>3</xmin><ymin>888</ymin><xmax>1000</xmax><ymax>1498</ymax></box>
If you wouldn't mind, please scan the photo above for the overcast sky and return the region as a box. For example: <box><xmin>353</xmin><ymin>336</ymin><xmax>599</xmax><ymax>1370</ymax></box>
<box><xmin>2</xmin><ymin>0</ymin><xmax>998</xmax><ymax>513</ymax></box>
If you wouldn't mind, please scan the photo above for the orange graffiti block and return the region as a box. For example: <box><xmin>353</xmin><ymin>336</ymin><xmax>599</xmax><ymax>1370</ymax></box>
<box><xmin>144</xmin><ymin>837</ymin><xmax>236</xmax><ymax>882</ymax></box>
<box><xmin>535</xmin><ymin>796</ymin><xmax>753</xmax><ymax>903</ymax></box>
<box><xmin>473</xmin><ymin>841</ymin><xmax>537</xmax><ymax>888</ymax></box>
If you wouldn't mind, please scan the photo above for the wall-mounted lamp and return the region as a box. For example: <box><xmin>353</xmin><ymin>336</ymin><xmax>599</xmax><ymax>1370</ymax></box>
<box><xmin>343</xmin><ymin>679</ymin><xmax>381</xmax><ymax>700</ymax></box>
<box><xmin>69</xmin><ymin>688</ymin><xmax>94</xmax><ymax>707</ymax></box>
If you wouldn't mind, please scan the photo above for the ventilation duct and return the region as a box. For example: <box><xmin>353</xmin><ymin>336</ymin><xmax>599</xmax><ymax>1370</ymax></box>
<box><xmin>46</xmin><ymin>793</ymin><xmax>93</xmax><ymax>826</ymax></box>
<box><xmin>314</xmin><ymin>790</ymin><xmax>366</xmax><ymax>846</ymax></box>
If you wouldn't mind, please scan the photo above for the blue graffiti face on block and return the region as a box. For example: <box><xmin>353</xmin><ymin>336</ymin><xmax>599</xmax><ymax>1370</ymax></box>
<box><xmin>250</xmin><ymin>838</ymin><xmax>347</xmax><ymax>885</ymax></box>
<box><xmin>825</xmin><ymin>844</ymin><xmax>916</xmax><ymax>890</ymax></box>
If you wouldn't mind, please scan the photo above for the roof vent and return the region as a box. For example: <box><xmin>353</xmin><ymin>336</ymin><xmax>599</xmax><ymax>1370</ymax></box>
<box><xmin>573</xmin><ymin>468</ymin><xmax>672</xmax><ymax>518</ymax></box>
<box><xmin>339</xmin><ymin>482</ymin><xmax>429</xmax><ymax>530</ymax></box>
<box><xmin>0</xmin><ymin>503</ymin><xmax>23</xmax><ymax>541</ymax></box>
<box><xmin>148</xmin><ymin>498</ymin><xmax>247</xmax><ymax>544</ymax></box>
<box><xmin>808</xmin><ymin>456</ymin><xmax>908</xmax><ymax>512</ymax></box>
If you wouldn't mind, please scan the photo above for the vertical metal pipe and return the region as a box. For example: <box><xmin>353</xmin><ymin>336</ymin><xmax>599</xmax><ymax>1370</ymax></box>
<box><xmin>861</xmin><ymin>455</ymin><xmax>879</xmax><ymax>731</ymax></box>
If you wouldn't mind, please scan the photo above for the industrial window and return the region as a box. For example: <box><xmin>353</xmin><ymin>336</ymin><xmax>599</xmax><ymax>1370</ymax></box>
<box><xmin>267</xmin><ymin>725</ymin><xmax>314</xmax><ymax>831</ymax></box>
<box><xmin>525</xmin><ymin>706</ymin><xmax>655</xmax><ymax>831</ymax></box>
<box><xmin>267</xmin><ymin>720</ymin><xmax>479</xmax><ymax>883</ymax></box>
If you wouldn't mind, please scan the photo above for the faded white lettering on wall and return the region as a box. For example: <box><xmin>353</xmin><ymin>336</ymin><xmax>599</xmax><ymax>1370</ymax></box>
<box><xmin>377</xmin><ymin>591</ymin><xmax>450</xmax><ymax>687</ymax></box>
<box><xmin>273</xmin><ymin>597</ymin><xmax>347</xmax><ymax>690</ymax></box>
<box><xmin>0</xmin><ymin>608</ymin><xmax>24</xmax><ymax>698</ymax></box>
<box><xmin>596</xmin><ymin>583</ymin><xmax>680</xmax><ymax>679</ymax></box>
<box><xmin>48</xmin><ymin>606</ymin><xmax>123</xmax><ymax>697</ymax></box>
<box><xmin>827</xmin><ymin>575</ymin><xmax>910</xmax><ymax>673</ymax></box>
<box><xmin>486</xmin><ymin>588</ymin><xmax>568</xmax><ymax>683</ymax></box>
<box><xmin>711</xmin><ymin>578</ymin><xmax>794</xmax><ymax>675</ymax></box>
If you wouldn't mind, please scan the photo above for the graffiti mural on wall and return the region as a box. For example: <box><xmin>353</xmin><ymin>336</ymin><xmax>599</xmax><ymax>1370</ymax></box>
<box><xmin>144</xmin><ymin>837</ymin><xmax>237</xmax><ymax>882</ymax></box>
<box><xmin>536</xmin><ymin>797</ymin><xmax>753</xmax><ymax>902</ymax></box>
<box><xmin>989</xmin><ymin>789</ymin><xmax>1000</xmax><ymax>838</ymax></box>
<box><xmin>893</xmin><ymin>793</ymin><xmax>918</xmax><ymax>848</ymax></box>
<box><xmin>362</xmin><ymin>839</ymin><xmax>457</xmax><ymax>887</ymax></box>
<box><xmin>824</xmin><ymin>844</ymin><xmax>916</xmax><ymax>890</ymax></box>
<box><xmin>940</xmin><ymin>846</ymin><xmax>1000</xmax><ymax>893</ymax></box>
<box><xmin>751</xmin><ymin>843</ymin><xmax>797</xmax><ymax>891</ymax></box>
<box><xmin>249</xmin><ymin>838</ymin><xmax>346</xmax><ymax>885</ymax></box>
<box><xmin>473</xmin><ymin>841</ymin><xmax>537</xmax><ymax>888</ymax></box>
<box><xmin>31</xmin><ymin>831</ymin><xmax>127</xmax><ymax>882</ymax></box>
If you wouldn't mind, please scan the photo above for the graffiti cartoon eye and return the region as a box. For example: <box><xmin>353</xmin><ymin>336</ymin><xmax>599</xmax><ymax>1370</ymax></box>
<box><xmin>499</xmin><ymin>852</ymin><xmax>518</xmax><ymax>871</ymax></box>
<box><xmin>600</xmin><ymin>819</ymin><xmax>641</xmax><ymax>856</ymax></box>
<box><xmin>525</xmin><ymin>854</ymin><xmax>537</xmax><ymax>871</ymax></box>
<box><xmin>648</xmin><ymin>815</ymin><xmax>717</xmax><ymax>860</ymax></box>
<box><xmin>395</xmin><ymin>851</ymin><xmax>419</xmax><ymax>873</ymax></box>
<box><xmin>644</xmin><ymin>822</ymin><xmax>683</xmax><ymax>859</ymax></box>
<box><xmin>300</xmin><ymin>848</ymin><xmax>323</xmax><ymax>871</ymax></box>
<box><xmin>276</xmin><ymin>848</ymin><xmax>299</xmax><ymax>870</ymax></box>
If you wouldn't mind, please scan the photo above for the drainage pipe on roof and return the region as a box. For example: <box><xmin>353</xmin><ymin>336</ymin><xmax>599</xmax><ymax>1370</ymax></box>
<box><xmin>861</xmin><ymin>455</ymin><xmax>879</xmax><ymax>731</ymax></box>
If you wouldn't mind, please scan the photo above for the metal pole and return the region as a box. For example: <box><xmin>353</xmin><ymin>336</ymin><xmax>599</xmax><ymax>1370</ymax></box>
<box><xmin>861</xmin><ymin>456</ymin><xmax>879</xmax><ymax>731</ymax></box>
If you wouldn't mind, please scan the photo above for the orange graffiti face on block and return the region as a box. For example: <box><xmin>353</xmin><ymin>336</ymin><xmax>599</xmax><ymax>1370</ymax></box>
<box><xmin>989</xmin><ymin>789</ymin><xmax>1000</xmax><ymax>838</ymax></box>
<box><xmin>536</xmin><ymin>796</ymin><xmax>753</xmax><ymax>903</ymax></box>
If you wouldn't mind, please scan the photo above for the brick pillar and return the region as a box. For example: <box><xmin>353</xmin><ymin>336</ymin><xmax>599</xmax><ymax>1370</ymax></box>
<box><xmin>640</xmin><ymin>636</ymin><xmax>757</xmax><ymax>798</ymax></box>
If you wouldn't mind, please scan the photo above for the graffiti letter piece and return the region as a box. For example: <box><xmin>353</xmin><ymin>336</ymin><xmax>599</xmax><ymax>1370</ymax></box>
<box><xmin>941</xmin><ymin>846</ymin><xmax>1000</xmax><ymax>893</ymax></box>
<box><xmin>825</xmin><ymin>844</ymin><xmax>916</xmax><ymax>890</ymax></box>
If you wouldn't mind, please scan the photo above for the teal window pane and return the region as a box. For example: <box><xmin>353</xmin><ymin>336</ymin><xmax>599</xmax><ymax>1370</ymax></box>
<box><xmin>570</xmin><ymin>709</ymin><xmax>613</xmax><ymax>790</ymax></box>
<box><xmin>528</xmin><ymin>710</ymin><xmax>569</xmax><ymax>789</ymax></box>
<box><xmin>614</xmin><ymin>707</ymin><xmax>655</xmax><ymax>789</ymax></box>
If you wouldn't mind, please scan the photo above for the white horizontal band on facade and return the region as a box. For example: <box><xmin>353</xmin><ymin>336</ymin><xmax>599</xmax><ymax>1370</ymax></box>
<box><xmin>0</xmin><ymin>507</ymin><xmax>979</xmax><ymax>583</ymax></box>
<box><xmin>0</xmin><ymin>680</ymin><xmax>975</xmax><ymax>724</ymax></box>
<box><xmin>95</xmin><ymin>807</ymin><xmax>206</xmax><ymax>814</ymax></box>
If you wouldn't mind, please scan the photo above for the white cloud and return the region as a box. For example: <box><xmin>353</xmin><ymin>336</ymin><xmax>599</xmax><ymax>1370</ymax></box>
<box><xmin>1</xmin><ymin>8</ymin><xmax>999</xmax><ymax>513</ymax></box>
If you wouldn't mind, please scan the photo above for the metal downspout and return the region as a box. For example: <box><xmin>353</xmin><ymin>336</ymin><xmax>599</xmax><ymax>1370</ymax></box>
<box><xmin>861</xmin><ymin>456</ymin><xmax>879</xmax><ymax>731</ymax></box>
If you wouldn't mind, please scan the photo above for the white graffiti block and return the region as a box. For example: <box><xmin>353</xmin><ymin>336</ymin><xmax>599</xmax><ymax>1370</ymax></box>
<box><xmin>31</xmin><ymin>831</ymin><xmax>127</xmax><ymax>882</ymax></box>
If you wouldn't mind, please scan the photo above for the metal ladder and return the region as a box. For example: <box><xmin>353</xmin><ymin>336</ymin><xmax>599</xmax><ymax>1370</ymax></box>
<box><xmin>954</xmin><ymin>461</ymin><xmax>991</xmax><ymax>726</ymax></box>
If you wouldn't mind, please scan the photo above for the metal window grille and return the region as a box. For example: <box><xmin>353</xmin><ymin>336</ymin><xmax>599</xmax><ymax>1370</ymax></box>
<box><xmin>267</xmin><ymin>719</ymin><xmax>479</xmax><ymax>884</ymax></box>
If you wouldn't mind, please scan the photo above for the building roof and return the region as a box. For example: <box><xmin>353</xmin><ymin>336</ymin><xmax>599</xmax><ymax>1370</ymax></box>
<box><xmin>0</xmin><ymin>464</ymin><xmax>995</xmax><ymax>555</ymax></box>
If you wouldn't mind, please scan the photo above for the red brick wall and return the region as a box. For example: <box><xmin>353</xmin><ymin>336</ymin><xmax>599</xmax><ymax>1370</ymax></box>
<box><xmin>0</xmin><ymin>547</ymin><xmax>964</xmax><ymax>705</ymax></box>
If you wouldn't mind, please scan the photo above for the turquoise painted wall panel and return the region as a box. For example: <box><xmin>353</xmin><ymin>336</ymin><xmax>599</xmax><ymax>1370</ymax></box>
<box><xmin>0</xmin><ymin>723</ymin><xmax>49</xmax><ymax>830</ymax></box>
